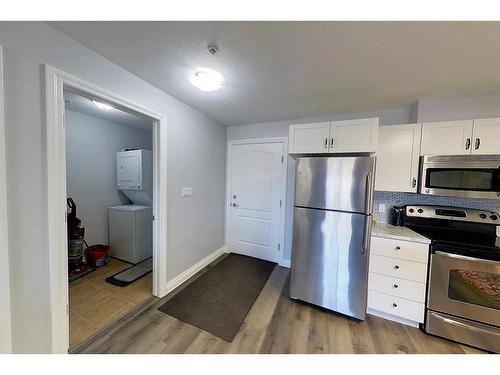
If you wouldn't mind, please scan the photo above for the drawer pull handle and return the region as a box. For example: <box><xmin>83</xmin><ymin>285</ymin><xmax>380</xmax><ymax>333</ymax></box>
<box><xmin>393</xmin><ymin>284</ymin><xmax>399</xmax><ymax>288</ymax></box>
<box><xmin>392</xmin><ymin>303</ymin><xmax>398</xmax><ymax>308</ymax></box>
<box><xmin>395</xmin><ymin>246</ymin><xmax>401</xmax><ymax>250</ymax></box>
<box><xmin>394</xmin><ymin>265</ymin><xmax>400</xmax><ymax>270</ymax></box>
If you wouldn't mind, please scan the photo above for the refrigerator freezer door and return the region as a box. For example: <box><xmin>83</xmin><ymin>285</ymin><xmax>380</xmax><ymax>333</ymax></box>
<box><xmin>294</xmin><ymin>156</ymin><xmax>376</xmax><ymax>214</ymax></box>
<box><xmin>290</xmin><ymin>207</ymin><xmax>371</xmax><ymax>319</ymax></box>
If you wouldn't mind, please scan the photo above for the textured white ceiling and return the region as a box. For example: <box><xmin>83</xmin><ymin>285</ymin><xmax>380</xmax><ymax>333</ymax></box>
<box><xmin>51</xmin><ymin>22</ymin><xmax>500</xmax><ymax>126</ymax></box>
<box><xmin>64</xmin><ymin>91</ymin><xmax>152</xmax><ymax>131</ymax></box>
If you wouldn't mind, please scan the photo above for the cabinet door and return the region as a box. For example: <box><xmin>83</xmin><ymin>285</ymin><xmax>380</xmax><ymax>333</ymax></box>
<box><xmin>329</xmin><ymin>118</ymin><xmax>379</xmax><ymax>153</ymax></box>
<box><xmin>420</xmin><ymin>120</ymin><xmax>473</xmax><ymax>155</ymax></box>
<box><xmin>375</xmin><ymin>124</ymin><xmax>421</xmax><ymax>192</ymax></box>
<box><xmin>471</xmin><ymin>118</ymin><xmax>500</xmax><ymax>154</ymax></box>
<box><xmin>288</xmin><ymin>122</ymin><xmax>330</xmax><ymax>154</ymax></box>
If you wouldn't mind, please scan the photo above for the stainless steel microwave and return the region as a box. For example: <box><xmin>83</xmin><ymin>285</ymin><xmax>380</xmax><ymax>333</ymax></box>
<box><xmin>420</xmin><ymin>155</ymin><xmax>500</xmax><ymax>199</ymax></box>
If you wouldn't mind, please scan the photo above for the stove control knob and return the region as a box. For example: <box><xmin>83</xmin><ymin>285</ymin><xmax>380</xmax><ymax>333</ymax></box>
<box><xmin>417</xmin><ymin>209</ymin><xmax>423</xmax><ymax>213</ymax></box>
<box><xmin>490</xmin><ymin>215</ymin><xmax>498</xmax><ymax>220</ymax></box>
<box><xmin>408</xmin><ymin>208</ymin><xmax>414</xmax><ymax>213</ymax></box>
<box><xmin>479</xmin><ymin>213</ymin><xmax>487</xmax><ymax>219</ymax></box>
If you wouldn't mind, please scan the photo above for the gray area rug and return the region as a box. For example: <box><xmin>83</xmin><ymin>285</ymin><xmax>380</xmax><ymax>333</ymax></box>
<box><xmin>158</xmin><ymin>253</ymin><xmax>276</xmax><ymax>342</ymax></box>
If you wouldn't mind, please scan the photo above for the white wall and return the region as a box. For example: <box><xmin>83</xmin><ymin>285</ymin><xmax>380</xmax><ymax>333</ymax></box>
<box><xmin>417</xmin><ymin>91</ymin><xmax>500</xmax><ymax>122</ymax></box>
<box><xmin>66</xmin><ymin>109</ymin><xmax>152</xmax><ymax>246</ymax></box>
<box><xmin>0</xmin><ymin>22</ymin><xmax>226</xmax><ymax>353</ymax></box>
<box><xmin>227</xmin><ymin>106</ymin><xmax>411</xmax><ymax>263</ymax></box>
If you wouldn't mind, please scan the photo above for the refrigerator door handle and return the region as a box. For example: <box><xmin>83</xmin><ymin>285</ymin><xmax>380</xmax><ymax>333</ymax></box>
<box><xmin>362</xmin><ymin>217</ymin><xmax>371</xmax><ymax>255</ymax></box>
<box><xmin>364</xmin><ymin>172</ymin><xmax>373</xmax><ymax>214</ymax></box>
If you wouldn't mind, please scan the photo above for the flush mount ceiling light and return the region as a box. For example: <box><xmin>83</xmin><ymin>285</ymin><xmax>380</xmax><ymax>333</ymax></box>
<box><xmin>190</xmin><ymin>69</ymin><xmax>224</xmax><ymax>92</ymax></box>
<box><xmin>92</xmin><ymin>99</ymin><xmax>114</xmax><ymax>111</ymax></box>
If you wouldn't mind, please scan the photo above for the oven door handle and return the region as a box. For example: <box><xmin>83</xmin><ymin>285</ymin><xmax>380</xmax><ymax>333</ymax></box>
<box><xmin>430</xmin><ymin>312</ymin><xmax>500</xmax><ymax>337</ymax></box>
<box><xmin>434</xmin><ymin>251</ymin><xmax>499</xmax><ymax>265</ymax></box>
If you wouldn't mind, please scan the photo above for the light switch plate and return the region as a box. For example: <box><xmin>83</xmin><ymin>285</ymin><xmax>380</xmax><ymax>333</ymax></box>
<box><xmin>378</xmin><ymin>204</ymin><xmax>386</xmax><ymax>213</ymax></box>
<box><xmin>181</xmin><ymin>187</ymin><xmax>192</xmax><ymax>197</ymax></box>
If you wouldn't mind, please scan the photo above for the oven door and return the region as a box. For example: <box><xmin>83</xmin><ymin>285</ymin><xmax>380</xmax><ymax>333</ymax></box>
<box><xmin>428</xmin><ymin>251</ymin><xmax>500</xmax><ymax>327</ymax></box>
<box><xmin>420</xmin><ymin>158</ymin><xmax>500</xmax><ymax>199</ymax></box>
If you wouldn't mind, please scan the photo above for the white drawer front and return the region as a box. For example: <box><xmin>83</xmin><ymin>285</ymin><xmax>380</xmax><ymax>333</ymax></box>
<box><xmin>370</xmin><ymin>254</ymin><xmax>427</xmax><ymax>282</ymax></box>
<box><xmin>368</xmin><ymin>272</ymin><xmax>426</xmax><ymax>303</ymax></box>
<box><xmin>371</xmin><ymin>236</ymin><xmax>429</xmax><ymax>263</ymax></box>
<box><xmin>368</xmin><ymin>290</ymin><xmax>425</xmax><ymax>323</ymax></box>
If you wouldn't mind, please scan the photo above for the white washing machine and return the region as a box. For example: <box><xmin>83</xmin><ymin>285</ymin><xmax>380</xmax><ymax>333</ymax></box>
<box><xmin>109</xmin><ymin>149</ymin><xmax>153</xmax><ymax>264</ymax></box>
<box><xmin>108</xmin><ymin>205</ymin><xmax>152</xmax><ymax>264</ymax></box>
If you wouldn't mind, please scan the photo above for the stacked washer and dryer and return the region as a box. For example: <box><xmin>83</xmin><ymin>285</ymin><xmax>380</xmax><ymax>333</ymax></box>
<box><xmin>108</xmin><ymin>149</ymin><xmax>153</xmax><ymax>264</ymax></box>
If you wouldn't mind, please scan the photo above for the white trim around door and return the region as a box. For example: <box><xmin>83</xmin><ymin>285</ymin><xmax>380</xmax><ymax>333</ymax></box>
<box><xmin>45</xmin><ymin>65</ymin><xmax>168</xmax><ymax>354</ymax></box>
<box><xmin>225</xmin><ymin>137</ymin><xmax>288</xmax><ymax>266</ymax></box>
<box><xmin>0</xmin><ymin>45</ymin><xmax>12</xmax><ymax>354</ymax></box>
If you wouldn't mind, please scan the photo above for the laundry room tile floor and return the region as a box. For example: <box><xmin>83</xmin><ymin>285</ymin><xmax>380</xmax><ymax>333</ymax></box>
<box><xmin>69</xmin><ymin>258</ymin><xmax>153</xmax><ymax>349</ymax></box>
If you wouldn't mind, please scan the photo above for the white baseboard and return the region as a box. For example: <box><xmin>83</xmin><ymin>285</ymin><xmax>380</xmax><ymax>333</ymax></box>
<box><xmin>367</xmin><ymin>308</ymin><xmax>421</xmax><ymax>328</ymax></box>
<box><xmin>279</xmin><ymin>259</ymin><xmax>291</xmax><ymax>268</ymax></box>
<box><xmin>165</xmin><ymin>246</ymin><xmax>226</xmax><ymax>294</ymax></box>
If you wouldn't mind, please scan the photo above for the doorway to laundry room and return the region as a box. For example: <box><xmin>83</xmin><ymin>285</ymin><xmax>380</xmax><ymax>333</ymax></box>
<box><xmin>64</xmin><ymin>89</ymin><xmax>155</xmax><ymax>349</ymax></box>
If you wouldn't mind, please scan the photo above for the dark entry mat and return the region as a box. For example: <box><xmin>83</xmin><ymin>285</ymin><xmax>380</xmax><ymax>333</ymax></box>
<box><xmin>158</xmin><ymin>253</ymin><xmax>276</xmax><ymax>342</ymax></box>
<box><xmin>105</xmin><ymin>257</ymin><xmax>152</xmax><ymax>287</ymax></box>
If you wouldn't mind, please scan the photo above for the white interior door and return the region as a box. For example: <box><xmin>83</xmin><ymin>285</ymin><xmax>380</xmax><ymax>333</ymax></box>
<box><xmin>229</xmin><ymin>142</ymin><xmax>284</xmax><ymax>263</ymax></box>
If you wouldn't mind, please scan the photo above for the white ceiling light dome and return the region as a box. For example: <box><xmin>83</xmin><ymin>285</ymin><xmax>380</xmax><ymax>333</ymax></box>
<box><xmin>190</xmin><ymin>69</ymin><xmax>224</xmax><ymax>92</ymax></box>
<box><xmin>92</xmin><ymin>99</ymin><xmax>114</xmax><ymax>111</ymax></box>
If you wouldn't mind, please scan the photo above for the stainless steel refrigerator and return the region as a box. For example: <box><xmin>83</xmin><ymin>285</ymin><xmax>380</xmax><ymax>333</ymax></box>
<box><xmin>290</xmin><ymin>156</ymin><xmax>376</xmax><ymax>320</ymax></box>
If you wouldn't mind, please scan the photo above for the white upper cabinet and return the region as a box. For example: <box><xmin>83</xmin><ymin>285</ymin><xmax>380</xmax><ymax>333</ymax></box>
<box><xmin>330</xmin><ymin>118</ymin><xmax>379</xmax><ymax>153</ymax></box>
<box><xmin>375</xmin><ymin>124</ymin><xmax>422</xmax><ymax>193</ymax></box>
<box><xmin>288</xmin><ymin>122</ymin><xmax>330</xmax><ymax>154</ymax></box>
<box><xmin>420</xmin><ymin>120</ymin><xmax>474</xmax><ymax>155</ymax></box>
<box><xmin>471</xmin><ymin>118</ymin><xmax>500</xmax><ymax>154</ymax></box>
<box><xmin>288</xmin><ymin>118</ymin><xmax>379</xmax><ymax>154</ymax></box>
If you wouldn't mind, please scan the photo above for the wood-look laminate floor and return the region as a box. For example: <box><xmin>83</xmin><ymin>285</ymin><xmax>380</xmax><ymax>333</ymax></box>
<box><xmin>75</xmin><ymin>260</ymin><xmax>485</xmax><ymax>354</ymax></box>
<box><xmin>70</xmin><ymin>258</ymin><xmax>152</xmax><ymax>349</ymax></box>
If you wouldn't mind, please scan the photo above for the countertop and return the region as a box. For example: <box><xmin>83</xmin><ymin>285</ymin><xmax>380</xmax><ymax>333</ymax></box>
<box><xmin>371</xmin><ymin>221</ymin><xmax>431</xmax><ymax>244</ymax></box>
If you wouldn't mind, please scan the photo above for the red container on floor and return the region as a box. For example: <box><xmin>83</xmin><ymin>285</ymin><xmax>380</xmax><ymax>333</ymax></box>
<box><xmin>86</xmin><ymin>245</ymin><xmax>110</xmax><ymax>268</ymax></box>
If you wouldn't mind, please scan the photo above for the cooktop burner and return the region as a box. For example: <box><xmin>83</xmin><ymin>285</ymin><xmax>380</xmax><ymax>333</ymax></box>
<box><xmin>399</xmin><ymin>205</ymin><xmax>500</xmax><ymax>261</ymax></box>
<box><xmin>407</xmin><ymin>226</ymin><xmax>500</xmax><ymax>261</ymax></box>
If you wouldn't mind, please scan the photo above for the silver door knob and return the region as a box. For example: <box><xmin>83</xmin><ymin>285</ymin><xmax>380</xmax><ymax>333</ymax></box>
<box><xmin>232</xmin><ymin>203</ymin><xmax>239</xmax><ymax>207</ymax></box>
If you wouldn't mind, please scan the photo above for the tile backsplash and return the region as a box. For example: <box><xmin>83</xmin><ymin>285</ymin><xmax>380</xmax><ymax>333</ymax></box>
<box><xmin>373</xmin><ymin>191</ymin><xmax>500</xmax><ymax>223</ymax></box>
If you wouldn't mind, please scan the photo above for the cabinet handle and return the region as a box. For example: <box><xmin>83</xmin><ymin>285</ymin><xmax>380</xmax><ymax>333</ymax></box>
<box><xmin>392</xmin><ymin>303</ymin><xmax>398</xmax><ymax>308</ymax></box>
<box><xmin>395</xmin><ymin>246</ymin><xmax>401</xmax><ymax>250</ymax></box>
<box><xmin>475</xmin><ymin>138</ymin><xmax>480</xmax><ymax>150</ymax></box>
<box><xmin>330</xmin><ymin>138</ymin><xmax>334</xmax><ymax>148</ymax></box>
<box><xmin>411</xmin><ymin>178</ymin><xmax>416</xmax><ymax>188</ymax></box>
<box><xmin>393</xmin><ymin>284</ymin><xmax>399</xmax><ymax>289</ymax></box>
<box><xmin>324</xmin><ymin>138</ymin><xmax>328</xmax><ymax>148</ymax></box>
<box><xmin>465</xmin><ymin>138</ymin><xmax>471</xmax><ymax>150</ymax></box>
<box><xmin>394</xmin><ymin>265</ymin><xmax>400</xmax><ymax>270</ymax></box>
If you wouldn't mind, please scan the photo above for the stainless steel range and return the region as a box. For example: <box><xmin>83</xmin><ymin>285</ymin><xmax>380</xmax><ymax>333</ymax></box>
<box><xmin>400</xmin><ymin>205</ymin><xmax>500</xmax><ymax>353</ymax></box>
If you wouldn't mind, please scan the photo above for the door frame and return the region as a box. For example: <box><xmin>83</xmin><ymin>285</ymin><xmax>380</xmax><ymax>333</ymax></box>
<box><xmin>0</xmin><ymin>45</ymin><xmax>12</xmax><ymax>353</ymax></box>
<box><xmin>45</xmin><ymin>65</ymin><xmax>168</xmax><ymax>353</ymax></box>
<box><xmin>225</xmin><ymin>137</ymin><xmax>288</xmax><ymax>266</ymax></box>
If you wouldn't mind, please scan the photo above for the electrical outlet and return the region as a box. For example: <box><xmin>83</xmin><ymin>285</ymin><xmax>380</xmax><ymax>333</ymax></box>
<box><xmin>181</xmin><ymin>187</ymin><xmax>192</xmax><ymax>197</ymax></box>
<box><xmin>378</xmin><ymin>204</ymin><xmax>386</xmax><ymax>213</ymax></box>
